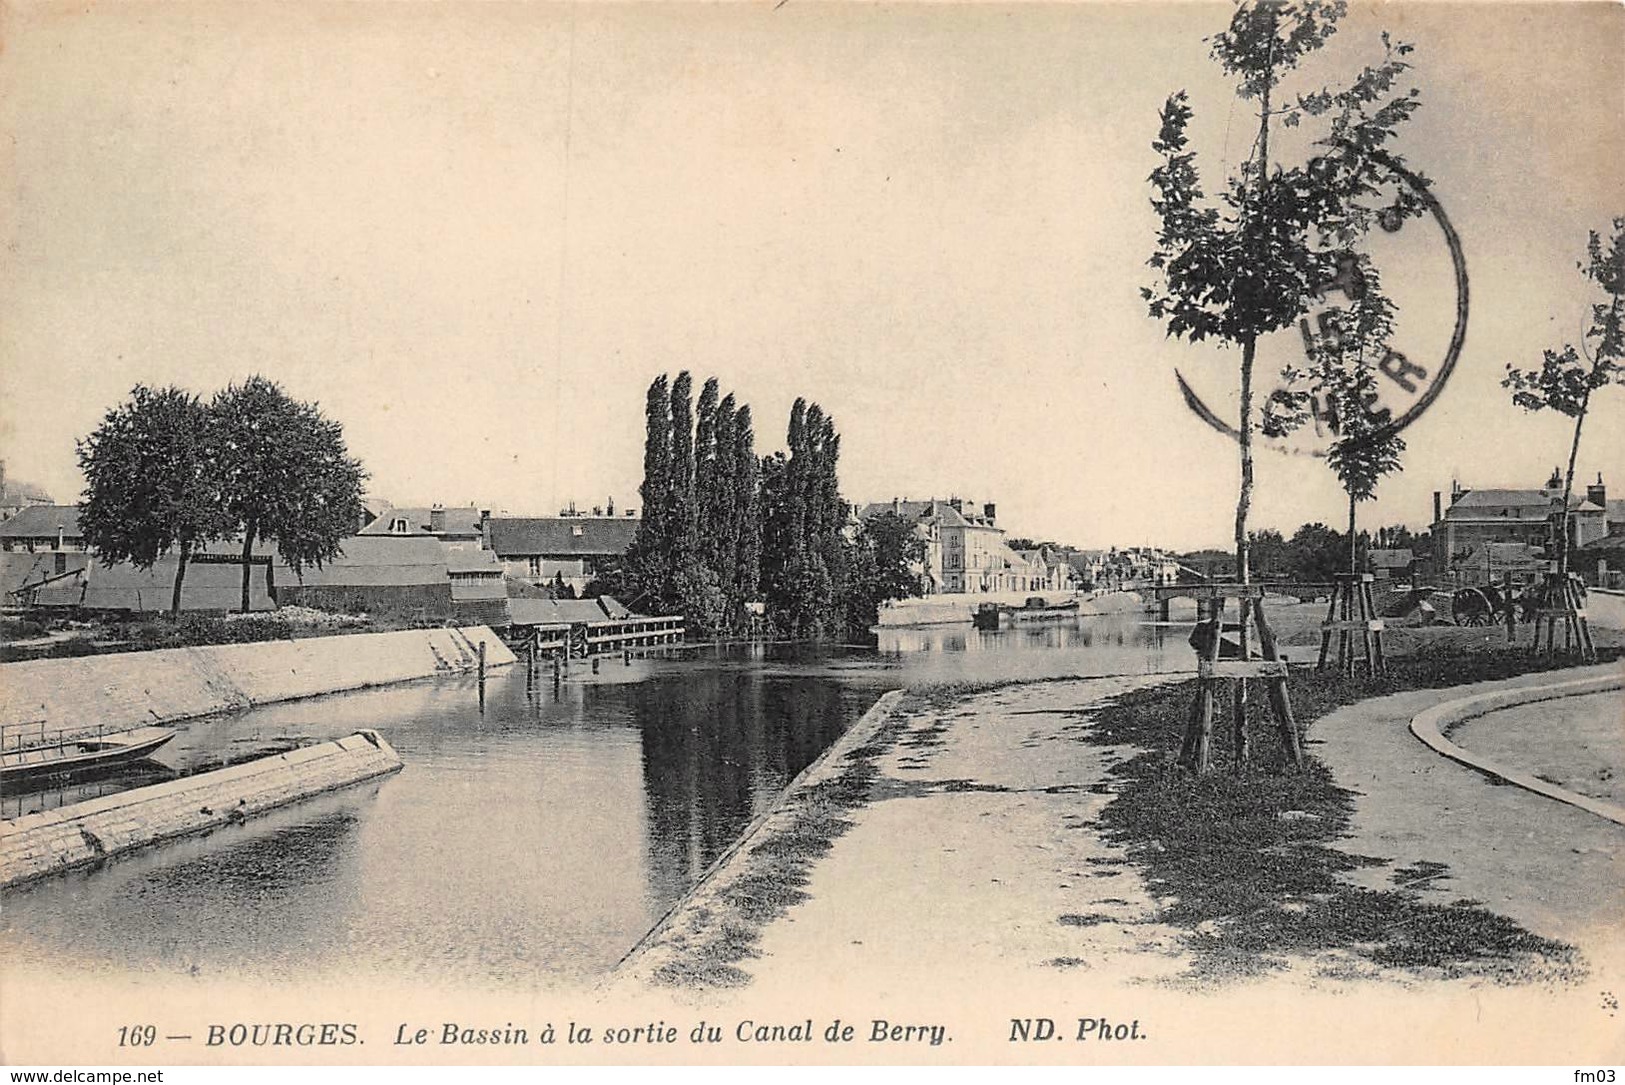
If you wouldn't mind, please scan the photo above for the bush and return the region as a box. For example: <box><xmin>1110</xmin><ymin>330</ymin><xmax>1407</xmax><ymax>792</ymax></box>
<box><xmin>0</xmin><ymin>617</ymin><xmax>48</xmax><ymax>640</ymax></box>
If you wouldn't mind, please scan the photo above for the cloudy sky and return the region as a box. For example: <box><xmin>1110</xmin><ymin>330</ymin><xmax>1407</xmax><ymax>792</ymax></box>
<box><xmin>2</xmin><ymin>1</ymin><xmax>1621</xmax><ymax>549</ymax></box>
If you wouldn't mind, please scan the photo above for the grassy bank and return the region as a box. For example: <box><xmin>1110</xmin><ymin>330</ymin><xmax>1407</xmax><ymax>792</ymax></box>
<box><xmin>1079</xmin><ymin>644</ymin><xmax>1620</xmax><ymax>986</ymax></box>
<box><xmin>0</xmin><ymin>607</ymin><xmax>432</xmax><ymax>662</ymax></box>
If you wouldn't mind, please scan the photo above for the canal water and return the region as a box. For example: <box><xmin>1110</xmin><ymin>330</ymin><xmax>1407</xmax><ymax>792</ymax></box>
<box><xmin>0</xmin><ymin>613</ymin><xmax>1191</xmax><ymax>991</ymax></box>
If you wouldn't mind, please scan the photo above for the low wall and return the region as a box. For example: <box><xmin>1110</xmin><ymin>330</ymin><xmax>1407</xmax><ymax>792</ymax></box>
<box><xmin>0</xmin><ymin>730</ymin><xmax>404</xmax><ymax>888</ymax></box>
<box><xmin>875</xmin><ymin>600</ymin><xmax>972</xmax><ymax>627</ymax></box>
<box><xmin>877</xmin><ymin>591</ymin><xmax>1104</xmax><ymax>627</ymax></box>
<box><xmin>1408</xmin><ymin>668</ymin><xmax>1625</xmax><ymax>826</ymax></box>
<box><xmin>0</xmin><ymin>626</ymin><xmax>515</xmax><ymax>745</ymax></box>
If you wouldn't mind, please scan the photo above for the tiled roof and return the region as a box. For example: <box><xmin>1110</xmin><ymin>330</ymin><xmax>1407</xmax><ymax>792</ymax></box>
<box><xmin>443</xmin><ymin>547</ymin><xmax>502</xmax><ymax>574</ymax></box>
<box><xmin>274</xmin><ymin>535</ymin><xmax>449</xmax><ymax>587</ymax></box>
<box><xmin>0</xmin><ymin>504</ymin><xmax>81</xmax><ymax>538</ymax></box>
<box><xmin>506</xmin><ymin>596</ymin><xmax>639</xmax><ymax>625</ymax></box>
<box><xmin>1577</xmin><ymin>530</ymin><xmax>1625</xmax><ymax>553</ymax></box>
<box><xmin>359</xmin><ymin>506</ymin><xmax>485</xmax><ymax>536</ymax></box>
<box><xmin>486</xmin><ymin>517</ymin><xmax>639</xmax><ymax>557</ymax></box>
<box><xmin>1446</xmin><ymin>490</ymin><xmax>1604</xmax><ymax>520</ymax></box>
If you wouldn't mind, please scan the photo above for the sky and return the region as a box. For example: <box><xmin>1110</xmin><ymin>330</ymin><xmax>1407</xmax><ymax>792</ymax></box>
<box><xmin>1</xmin><ymin>0</ymin><xmax>1621</xmax><ymax>551</ymax></box>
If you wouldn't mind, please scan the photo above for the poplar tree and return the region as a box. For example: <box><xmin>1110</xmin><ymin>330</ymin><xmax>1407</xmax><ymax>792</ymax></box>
<box><xmin>666</xmin><ymin>371</ymin><xmax>697</xmax><ymax>568</ymax></box>
<box><xmin>710</xmin><ymin>393</ymin><xmax>739</xmax><ymax>622</ymax></box>
<box><xmin>694</xmin><ymin>378</ymin><xmax>720</xmax><ymax>577</ymax></box>
<box><xmin>627</xmin><ymin>374</ymin><xmax>672</xmax><ymax>610</ymax></box>
<box><xmin>733</xmin><ymin>404</ymin><xmax>762</xmax><ymax>615</ymax></box>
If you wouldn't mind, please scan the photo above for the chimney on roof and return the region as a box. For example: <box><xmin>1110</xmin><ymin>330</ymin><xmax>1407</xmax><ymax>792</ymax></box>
<box><xmin>1587</xmin><ymin>474</ymin><xmax>1606</xmax><ymax>509</ymax></box>
<box><xmin>607</xmin><ymin>496</ymin><xmax>615</xmax><ymax>517</ymax></box>
<box><xmin>1450</xmin><ymin>479</ymin><xmax>1463</xmax><ymax>505</ymax></box>
<box><xmin>626</xmin><ymin>507</ymin><xmax>637</xmax><ymax>518</ymax></box>
<box><xmin>892</xmin><ymin>496</ymin><xmax>901</xmax><ymax>515</ymax></box>
<box><xmin>479</xmin><ymin>510</ymin><xmax>491</xmax><ymax>550</ymax></box>
<box><xmin>948</xmin><ymin>497</ymin><xmax>962</xmax><ymax>513</ymax></box>
<box><xmin>430</xmin><ymin>506</ymin><xmax>446</xmax><ymax>534</ymax></box>
<box><xmin>1433</xmin><ymin>491</ymin><xmax>1442</xmax><ymax>525</ymax></box>
<box><xmin>983</xmin><ymin>502</ymin><xmax>996</xmax><ymax>524</ymax></box>
<box><xmin>1547</xmin><ymin>466</ymin><xmax>1563</xmax><ymax>492</ymax></box>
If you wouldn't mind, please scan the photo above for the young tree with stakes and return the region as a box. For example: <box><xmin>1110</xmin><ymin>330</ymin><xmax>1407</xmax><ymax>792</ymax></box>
<box><xmin>1503</xmin><ymin>217</ymin><xmax>1625</xmax><ymax>579</ymax></box>
<box><xmin>76</xmin><ymin>385</ymin><xmax>232</xmax><ymax>614</ymax></box>
<box><xmin>1282</xmin><ymin>253</ymin><xmax>1407</xmax><ymax>574</ymax></box>
<box><xmin>211</xmin><ymin>376</ymin><xmax>367</xmax><ymax>612</ymax></box>
<box><xmin>1144</xmin><ymin>0</ymin><xmax>1424</xmax><ymax>769</ymax></box>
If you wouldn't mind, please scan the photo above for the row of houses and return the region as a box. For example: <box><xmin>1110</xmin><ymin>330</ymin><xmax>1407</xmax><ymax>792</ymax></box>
<box><xmin>0</xmin><ymin>500</ymin><xmax>638</xmax><ymax>622</ymax></box>
<box><xmin>855</xmin><ymin>498</ymin><xmax>1184</xmax><ymax>597</ymax></box>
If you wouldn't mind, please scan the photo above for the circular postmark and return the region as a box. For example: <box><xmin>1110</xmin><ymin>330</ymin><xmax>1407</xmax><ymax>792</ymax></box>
<box><xmin>1173</xmin><ymin>151</ymin><xmax>1468</xmax><ymax>456</ymax></box>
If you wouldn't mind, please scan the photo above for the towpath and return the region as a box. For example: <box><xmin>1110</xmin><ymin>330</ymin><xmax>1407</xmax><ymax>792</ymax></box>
<box><xmin>618</xmin><ymin>663</ymin><xmax>1625</xmax><ymax>1059</ymax></box>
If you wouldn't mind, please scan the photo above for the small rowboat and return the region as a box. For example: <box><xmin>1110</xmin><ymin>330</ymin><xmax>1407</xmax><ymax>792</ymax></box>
<box><xmin>0</xmin><ymin>726</ymin><xmax>177</xmax><ymax>782</ymax></box>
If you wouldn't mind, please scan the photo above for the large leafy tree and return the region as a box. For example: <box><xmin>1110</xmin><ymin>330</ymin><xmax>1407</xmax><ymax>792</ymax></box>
<box><xmin>211</xmin><ymin>376</ymin><xmax>367</xmax><ymax>612</ymax></box>
<box><xmin>76</xmin><ymin>385</ymin><xmax>232</xmax><ymax>614</ymax></box>
<box><xmin>1145</xmin><ymin>0</ymin><xmax>1424</xmax><ymax>647</ymax></box>
<box><xmin>860</xmin><ymin>510</ymin><xmax>929</xmax><ymax>607</ymax></box>
<box><xmin>1503</xmin><ymin>217</ymin><xmax>1625</xmax><ymax>576</ymax></box>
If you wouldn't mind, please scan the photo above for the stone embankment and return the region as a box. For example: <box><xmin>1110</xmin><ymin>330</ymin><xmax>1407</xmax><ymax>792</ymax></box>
<box><xmin>0</xmin><ymin>626</ymin><xmax>515</xmax><ymax>745</ymax></box>
<box><xmin>0</xmin><ymin>730</ymin><xmax>404</xmax><ymax>888</ymax></box>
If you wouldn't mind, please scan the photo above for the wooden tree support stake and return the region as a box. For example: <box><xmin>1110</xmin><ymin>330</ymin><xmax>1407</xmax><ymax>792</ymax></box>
<box><xmin>1317</xmin><ymin>572</ymin><xmax>1386</xmax><ymax>677</ymax></box>
<box><xmin>1531</xmin><ymin>572</ymin><xmax>1597</xmax><ymax>663</ymax></box>
<box><xmin>1179</xmin><ymin>588</ymin><xmax>1303</xmax><ymax>774</ymax></box>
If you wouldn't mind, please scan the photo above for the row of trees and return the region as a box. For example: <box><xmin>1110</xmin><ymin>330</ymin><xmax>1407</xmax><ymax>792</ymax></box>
<box><xmin>622</xmin><ymin>373</ymin><xmax>925</xmax><ymax>640</ymax></box>
<box><xmin>1147</xmin><ymin>2</ymin><xmax>1620</xmax><ymax>595</ymax></box>
<box><xmin>622</xmin><ymin>373</ymin><xmax>762</xmax><ymax>634</ymax></box>
<box><xmin>77</xmin><ymin>377</ymin><xmax>367</xmax><ymax>614</ymax></box>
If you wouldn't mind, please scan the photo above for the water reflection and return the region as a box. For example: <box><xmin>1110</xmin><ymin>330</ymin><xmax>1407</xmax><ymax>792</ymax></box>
<box><xmin>1</xmin><ymin>615</ymin><xmax>1190</xmax><ymax>990</ymax></box>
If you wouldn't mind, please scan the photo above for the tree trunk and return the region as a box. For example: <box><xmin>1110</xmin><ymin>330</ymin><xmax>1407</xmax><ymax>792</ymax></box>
<box><xmin>1557</xmin><ymin>396</ymin><xmax>1588</xmax><ymax>580</ymax></box>
<box><xmin>1233</xmin><ymin>23</ymin><xmax>1273</xmax><ymax>657</ymax></box>
<box><xmin>1235</xmin><ymin>333</ymin><xmax>1256</xmax><ymax>652</ymax></box>
<box><xmin>170</xmin><ymin>541</ymin><xmax>191</xmax><ymax>616</ymax></box>
<box><xmin>1347</xmin><ymin>493</ymin><xmax>1358</xmax><ymax>575</ymax></box>
<box><xmin>240</xmin><ymin>520</ymin><xmax>257</xmax><ymax>614</ymax></box>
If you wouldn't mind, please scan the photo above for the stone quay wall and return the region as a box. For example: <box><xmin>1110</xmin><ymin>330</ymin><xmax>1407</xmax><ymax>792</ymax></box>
<box><xmin>0</xmin><ymin>626</ymin><xmax>515</xmax><ymax>747</ymax></box>
<box><xmin>0</xmin><ymin>730</ymin><xmax>404</xmax><ymax>888</ymax></box>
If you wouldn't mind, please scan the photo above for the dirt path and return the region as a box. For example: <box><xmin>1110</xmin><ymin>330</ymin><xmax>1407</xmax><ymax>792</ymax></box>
<box><xmin>609</xmin><ymin>667</ymin><xmax>1625</xmax><ymax>1062</ymax></box>
<box><xmin>1309</xmin><ymin>662</ymin><xmax>1625</xmax><ymax>969</ymax></box>
<box><xmin>743</xmin><ymin>676</ymin><xmax>1192</xmax><ymax>995</ymax></box>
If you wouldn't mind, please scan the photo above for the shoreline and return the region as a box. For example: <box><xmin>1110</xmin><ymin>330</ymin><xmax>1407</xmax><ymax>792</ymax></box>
<box><xmin>611</xmin><ymin>651</ymin><xmax>1625</xmax><ymax>1000</ymax></box>
<box><xmin>0</xmin><ymin>625</ymin><xmax>515</xmax><ymax>747</ymax></box>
